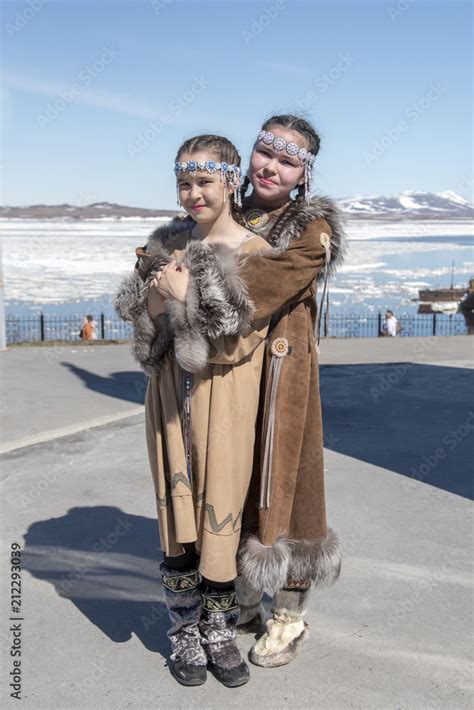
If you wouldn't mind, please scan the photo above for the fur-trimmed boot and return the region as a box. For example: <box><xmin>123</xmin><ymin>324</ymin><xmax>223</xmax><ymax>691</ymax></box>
<box><xmin>249</xmin><ymin>586</ymin><xmax>311</xmax><ymax>668</ymax></box>
<box><xmin>160</xmin><ymin>563</ymin><xmax>208</xmax><ymax>686</ymax></box>
<box><xmin>199</xmin><ymin>583</ymin><xmax>250</xmax><ymax>687</ymax></box>
<box><xmin>235</xmin><ymin>575</ymin><xmax>265</xmax><ymax>634</ymax></box>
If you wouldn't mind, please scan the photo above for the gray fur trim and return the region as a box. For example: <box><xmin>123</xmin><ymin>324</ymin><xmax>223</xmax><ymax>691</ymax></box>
<box><xmin>151</xmin><ymin>237</ymin><xmax>255</xmax><ymax>373</ymax></box>
<box><xmin>259</xmin><ymin>194</ymin><xmax>348</xmax><ymax>282</ymax></box>
<box><xmin>183</xmin><ymin>240</ymin><xmax>255</xmax><ymax>339</ymax></box>
<box><xmin>146</xmin><ymin>213</ymin><xmax>194</xmax><ymax>251</ymax></box>
<box><xmin>287</xmin><ymin>528</ymin><xmax>342</xmax><ymax>586</ymax></box>
<box><xmin>114</xmin><ymin>270</ymin><xmax>173</xmax><ymax>376</ymax></box>
<box><xmin>165</xmin><ymin>295</ymin><xmax>209</xmax><ymax>373</ymax></box>
<box><xmin>115</xmin><ymin>220</ymin><xmax>255</xmax><ymax>375</ymax></box>
<box><xmin>238</xmin><ymin>528</ymin><xmax>341</xmax><ymax>595</ymax></box>
<box><xmin>114</xmin><ymin>269</ymin><xmax>148</xmax><ymax>322</ymax></box>
<box><xmin>238</xmin><ymin>536</ymin><xmax>290</xmax><ymax>596</ymax></box>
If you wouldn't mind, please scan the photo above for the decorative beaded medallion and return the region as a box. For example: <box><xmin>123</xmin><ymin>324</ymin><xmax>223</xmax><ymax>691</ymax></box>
<box><xmin>245</xmin><ymin>208</ymin><xmax>267</xmax><ymax>229</ymax></box>
<box><xmin>271</xmin><ymin>337</ymin><xmax>290</xmax><ymax>358</ymax></box>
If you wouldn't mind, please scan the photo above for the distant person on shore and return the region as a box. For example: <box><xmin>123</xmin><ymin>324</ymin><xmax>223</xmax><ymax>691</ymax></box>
<box><xmin>381</xmin><ymin>309</ymin><xmax>400</xmax><ymax>337</ymax></box>
<box><xmin>79</xmin><ymin>315</ymin><xmax>95</xmax><ymax>340</ymax></box>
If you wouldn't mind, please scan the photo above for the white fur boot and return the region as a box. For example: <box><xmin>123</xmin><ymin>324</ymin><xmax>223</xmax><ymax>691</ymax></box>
<box><xmin>249</xmin><ymin>587</ymin><xmax>310</xmax><ymax>667</ymax></box>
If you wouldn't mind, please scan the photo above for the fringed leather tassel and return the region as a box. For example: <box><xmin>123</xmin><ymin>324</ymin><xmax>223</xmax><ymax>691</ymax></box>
<box><xmin>259</xmin><ymin>337</ymin><xmax>290</xmax><ymax>509</ymax></box>
<box><xmin>181</xmin><ymin>370</ymin><xmax>194</xmax><ymax>489</ymax></box>
<box><xmin>316</xmin><ymin>238</ymin><xmax>332</xmax><ymax>348</ymax></box>
<box><xmin>260</xmin><ymin>356</ymin><xmax>282</xmax><ymax>509</ymax></box>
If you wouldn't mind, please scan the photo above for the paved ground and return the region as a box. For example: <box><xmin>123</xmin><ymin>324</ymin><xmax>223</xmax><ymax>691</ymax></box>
<box><xmin>1</xmin><ymin>337</ymin><xmax>473</xmax><ymax>708</ymax></box>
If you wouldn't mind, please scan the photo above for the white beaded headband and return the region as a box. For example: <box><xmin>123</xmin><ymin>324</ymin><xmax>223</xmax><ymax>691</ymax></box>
<box><xmin>255</xmin><ymin>130</ymin><xmax>316</xmax><ymax>204</ymax></box>
<box><xmin>174</xmin><ymin>159</ymin><xmax>242</xmax><ymax>207</ymax></box>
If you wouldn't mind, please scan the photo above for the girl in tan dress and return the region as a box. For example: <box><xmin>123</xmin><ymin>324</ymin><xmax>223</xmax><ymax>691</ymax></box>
<box><xmin>115</xmin><ymin>135</ymin><xmax>270</xmax><ymax>687</ymax></box>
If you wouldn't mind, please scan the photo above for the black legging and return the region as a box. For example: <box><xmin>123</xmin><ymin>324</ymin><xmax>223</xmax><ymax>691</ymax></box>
<box><xmin>163</xmin><ymin>545</ymin><xmax>234</xmax><ymax>590</ymax></box>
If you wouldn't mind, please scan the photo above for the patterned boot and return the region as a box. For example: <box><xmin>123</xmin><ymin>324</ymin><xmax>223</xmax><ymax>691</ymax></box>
<box><xmin>249</xmin><ymin>586</ymin><xmax>311</xmax><ymax>668</ymax></box>
<box><xmin>235</xmin><ymin>575</ymin><xmax>265</xmax><ymax>634</ymax></box>
<box><xmin>199</xmin><ymin>583</ymin><xmax>250</xmax><ymax>687</ymax></box>
<box><xmin>160</xmin><ymin>563</ymin><xmax>207</xmax><ymax>686</ymax></box>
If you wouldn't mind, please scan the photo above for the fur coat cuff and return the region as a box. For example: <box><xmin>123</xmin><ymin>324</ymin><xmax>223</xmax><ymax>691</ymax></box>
<box><xmin>238</xmin><ymin>528</ymin><xmax>342</xmax><ymax>595</ymax></box>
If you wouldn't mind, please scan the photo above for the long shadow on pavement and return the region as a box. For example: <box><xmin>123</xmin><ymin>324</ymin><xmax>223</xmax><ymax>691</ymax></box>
<box><xmin>320</xmin><ymin>362</ymin><xmax>473</xmax><ymax>500</ymax></box>
<box><xmin>22</xmin><ymin>506</ymin><xmax>169</xmax><ymax>655</ymax></box>
<box><xmin>61</xmin><ymin>363</ymin><xmax>148</xmax><ymax>405</ymax></box>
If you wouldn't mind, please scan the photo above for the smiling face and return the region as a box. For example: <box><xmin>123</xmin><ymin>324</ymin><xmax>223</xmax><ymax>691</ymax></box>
<box><xmin>176</xmin><ymin>150</ymin><xmax>230</xmax><ymax>223</ymax></box>
<box><xmin>247</xmin><ymin>126</ymin><xmax>308</xmax><ymax>206</ymax></box>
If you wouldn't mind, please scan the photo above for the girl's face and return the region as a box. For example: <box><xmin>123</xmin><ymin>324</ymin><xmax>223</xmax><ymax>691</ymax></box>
<box><xmin>247</xmin><ymin>126</ymin><xmax>308</xmax><ymax>205</ymax></box>
<box><xmin>176</xmin><ymin>151</ymin><xmax>229</xmax><ymax>224</ymax></box>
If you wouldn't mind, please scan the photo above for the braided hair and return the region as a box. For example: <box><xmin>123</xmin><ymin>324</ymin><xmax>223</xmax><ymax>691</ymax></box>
<box><xmin>175</xmin><ymin>134</ymin><xmax>245</xmax><ymax>226</ymax></box>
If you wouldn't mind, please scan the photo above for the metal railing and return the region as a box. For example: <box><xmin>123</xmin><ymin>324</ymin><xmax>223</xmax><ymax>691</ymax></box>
<box><xmin>5</xmin><ymin>311</ymin><xmax>468</xmax><ymax>345</ymax></box>
<box><xmin>6</xmin><ymin>314</ymin><xmax>132</xmax><ymax>344</ymax></box>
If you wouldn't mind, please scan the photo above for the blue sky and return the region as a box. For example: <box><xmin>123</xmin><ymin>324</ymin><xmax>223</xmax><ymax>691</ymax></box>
<box><xmin>2</xmin><ymin>0</ymin><xmax>472</xmax><ymax>208</ymax></box>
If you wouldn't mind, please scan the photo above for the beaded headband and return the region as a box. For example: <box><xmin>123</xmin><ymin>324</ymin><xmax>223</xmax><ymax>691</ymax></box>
<box><xmin>174</xmin><ymin>159</ymin><xmax>242</xmax><ymax>207</ymax></box>
<box><xmin>255</xmin><ymin>130</ymin><xmax>316</xmax><ymax>204</ymax></box>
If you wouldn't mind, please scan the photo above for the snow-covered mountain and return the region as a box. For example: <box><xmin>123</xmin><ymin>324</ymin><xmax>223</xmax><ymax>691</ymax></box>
<box><xmin>338</xmin><ymin>191</ymin><xmax>473</xmax><ymax>219</ymax></box>
<box><xmin>1</xmin><ymin>191</ymin><xmax>472</xmax><ymax>220</ymax></box>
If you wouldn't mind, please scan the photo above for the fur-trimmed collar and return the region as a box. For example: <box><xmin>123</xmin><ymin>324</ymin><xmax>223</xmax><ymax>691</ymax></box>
<box><xmin>243</xmin><ymin>194</ymin><xmax>347</xmax><ymax>276</ymax></box>
<box><xmin>145</xmin><ymin>193</ymin><xmax>347</xmax><ymax>275</ymax></box>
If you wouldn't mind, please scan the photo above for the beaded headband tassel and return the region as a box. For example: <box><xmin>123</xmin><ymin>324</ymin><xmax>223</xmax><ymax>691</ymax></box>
<box><xmin>174</xmin><ymin>160</ymin><xmax>242</xmax><ymax>207</ymax></box>
<box><xmin>255</xmin><ymin>130</ymin><xmax>316</xmax><ymax>205</ymax></box>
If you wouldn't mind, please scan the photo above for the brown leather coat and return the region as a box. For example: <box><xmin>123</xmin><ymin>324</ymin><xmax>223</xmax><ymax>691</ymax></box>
<box><xmin>236</xmin><ymin>197</ymin><xmax>346</xmax><ymax>594</ymax></box>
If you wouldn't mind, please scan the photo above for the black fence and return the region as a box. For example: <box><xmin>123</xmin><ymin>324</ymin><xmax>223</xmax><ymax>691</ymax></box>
<box><xmin>6</xmin><ymin>314</ymin><xmax>133</xmax><ymax>344</ymax></box>
<box><xmin>5</xmin><ymin>311</ymin><xmax>468</xmax><ymax>345</ymax></box>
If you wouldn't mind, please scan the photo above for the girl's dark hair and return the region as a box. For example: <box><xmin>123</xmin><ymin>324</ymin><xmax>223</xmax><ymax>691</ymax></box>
<box><xmin>176</xmin><ymin>134</ymin><xmax>244</xmax><ymax>223</ymax></box>
<box><xmin>241</xmin><ymin>114</ymin><xmax>321</xmax><ymax>204</ymax></box>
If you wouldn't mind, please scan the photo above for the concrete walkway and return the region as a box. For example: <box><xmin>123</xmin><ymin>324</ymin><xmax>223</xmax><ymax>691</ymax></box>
<box><xmin>1</xmin><ymin>337</ymin><xmax>472</xmax><ymax>708</ymax></box>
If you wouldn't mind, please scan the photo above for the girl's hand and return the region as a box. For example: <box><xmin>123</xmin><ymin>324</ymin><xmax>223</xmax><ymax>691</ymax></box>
<box><xmin>157</xmin><ymin>261</ymin><xmax>190</xmax><ymax>303</ymax></box>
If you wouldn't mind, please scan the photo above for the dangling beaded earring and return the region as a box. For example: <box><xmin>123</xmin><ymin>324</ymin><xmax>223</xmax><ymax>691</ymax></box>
<box><xmin>304</xmin><ymin>157</ymin><xmax>314</xmax><ymax>205</ymax></box>
<box><xmin>176</xmin><ymin>183</ymin><xmax>181</xmax><ymax>207</ymax></box>
<box><xmin>233</xmin><ymin>173</ymin><xmax>242</xmax><ymax>207</ymax></box>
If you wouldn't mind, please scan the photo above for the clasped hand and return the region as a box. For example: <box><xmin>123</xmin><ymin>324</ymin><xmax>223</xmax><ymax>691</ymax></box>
<box><xmin>151</xmin><ymin>260</ymin><xmax>190</xmax><ymax>303</ymax></box>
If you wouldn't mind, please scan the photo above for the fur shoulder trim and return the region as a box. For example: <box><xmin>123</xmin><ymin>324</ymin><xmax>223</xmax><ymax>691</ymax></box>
<box><xmin>270</xmin><ymin>194</ymin><xmax>347</xmax><ymax>276</ymax></box>
<box><xmin>146</xmin><ymin>213</ymin><xmax>195</xmax><ymax>252</ymax></box>
<box><xmin>238</xmin><ymin>528</ymin><xmax>342</xmax><ymax>595</ymax></box>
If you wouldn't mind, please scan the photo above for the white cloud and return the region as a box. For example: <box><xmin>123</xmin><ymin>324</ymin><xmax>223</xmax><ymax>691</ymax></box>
<box><xmin>4</xmin><ymin>71</ymin><xmax>165</xmax><ymax>120</ymax></box>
